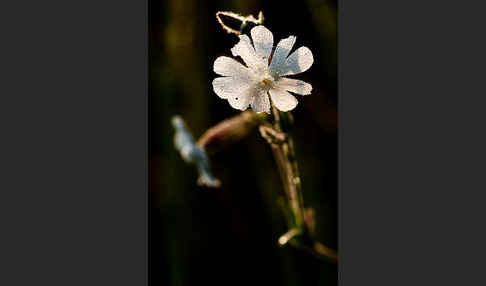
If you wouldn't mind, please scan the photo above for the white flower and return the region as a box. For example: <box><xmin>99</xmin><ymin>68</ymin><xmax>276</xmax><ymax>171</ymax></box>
<box><xmin>212</xmin><ymin>25</ymin><xmax>313</xmax><ymax>113</ymax></box>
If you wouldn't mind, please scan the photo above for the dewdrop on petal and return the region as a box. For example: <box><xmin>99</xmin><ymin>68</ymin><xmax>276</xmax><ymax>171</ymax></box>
<box><xmin>212</xmin><ymin>25</ymin><xmax>313</xmax><ymax>113</ymax></box>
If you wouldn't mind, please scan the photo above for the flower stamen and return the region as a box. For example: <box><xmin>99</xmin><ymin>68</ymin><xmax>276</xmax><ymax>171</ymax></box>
<box><xmin>259</xmin><ymin>78</ymin><xmax>272</xmax><ymax>87</ymax></box>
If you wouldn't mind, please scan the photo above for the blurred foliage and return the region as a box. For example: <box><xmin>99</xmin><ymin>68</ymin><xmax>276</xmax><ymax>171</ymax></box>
<box><xmin>150</xmin><ymin>0</ymin><xmax>337</xmax><ymax>285</ymax></box>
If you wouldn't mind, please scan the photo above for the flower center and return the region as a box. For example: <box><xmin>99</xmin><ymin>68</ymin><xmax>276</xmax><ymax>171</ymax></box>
<box><xmin>259</xmin><ymin>78</ymin><xmax>272</xmax><ymax>87</ymax></box>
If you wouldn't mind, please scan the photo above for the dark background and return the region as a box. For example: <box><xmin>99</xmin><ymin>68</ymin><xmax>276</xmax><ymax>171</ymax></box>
<box><xmin>149</xmin><ymin>0</ymin><xmax>337</xmax><ymax>285</ymax></box>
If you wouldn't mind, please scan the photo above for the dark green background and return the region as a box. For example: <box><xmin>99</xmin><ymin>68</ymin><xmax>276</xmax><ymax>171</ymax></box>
<box><xmin>150</xmin><ymin>0</ymin><xmax>337</xmax><ymax>285</ymax></box>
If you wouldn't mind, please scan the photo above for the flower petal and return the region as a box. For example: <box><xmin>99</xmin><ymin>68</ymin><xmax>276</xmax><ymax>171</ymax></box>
<box><xmin>269</xmin><ymin>36</ymin><xmax>296</xmax><ymax>75</ymax></box>
<box><xmin>212</xmin><ymin>77</ymin><xmax>252</xmax><ymax>99</ymax></box>
<box><xmin>251</xmin><ymin>25</ymin><xmax>274</xmax><ymax>64</ymax></box>
<box><xmin>269</xmin><ymin>88</ymin><xmax>298</xmax><ymax>112</ymax></box>
<box><xmin>279</xmin><ymin>47</ymin><xmax>313</xmax><ymax>76</ymax></box>
<box><xmin>213</xmin><ymin>56</ymin><xmax>251</xmax><ymax>78</ymax></box>
<box><xmin>250</xmin><ymin>89</ymin><xmax>271</xmax><ymax>113</ymax></box>
<box><xmin>227</xmin><ymin>88</ymin><xmax>253</xmax><ymax>111</ymax></box>
<box><xmin>231</xmin><ymin>35</ymin><xmax>263</xmax><ymax>70</ymax></box>
<box><xmin>275</xmin><ymin>78</ymin><xmax>312</xmax><ymax>95</ymax></box>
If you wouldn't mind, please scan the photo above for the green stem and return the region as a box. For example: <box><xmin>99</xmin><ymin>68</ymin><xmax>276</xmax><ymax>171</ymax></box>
<box><xmin>270</xmin><ymin>106</ymin><xmax>305</xmax><ymax>229</ymax></box>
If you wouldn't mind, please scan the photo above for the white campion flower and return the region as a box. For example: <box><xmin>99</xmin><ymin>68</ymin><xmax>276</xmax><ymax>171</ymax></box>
<box><xmin>212</xmin><ymin>25</ymin><xmax>313</xmax><ymax>113</ymax></box>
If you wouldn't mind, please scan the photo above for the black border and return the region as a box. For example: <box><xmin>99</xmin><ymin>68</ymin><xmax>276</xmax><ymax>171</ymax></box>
<box><xmin>1</xmin><ymin>0</ymin><xmax>148</xmax><ymax>284</ymax></box>
<box><xmin>340</xmin><ymin>0</ymin><xmax>486</xmax><ymax>285</ymax></box>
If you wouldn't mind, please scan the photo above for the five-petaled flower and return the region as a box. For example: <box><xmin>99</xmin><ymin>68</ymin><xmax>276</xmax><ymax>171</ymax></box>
<box><xmin>212</xmin><ymin>25</ymin><xmax>314</xmax><ymax>113</ymax></box>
